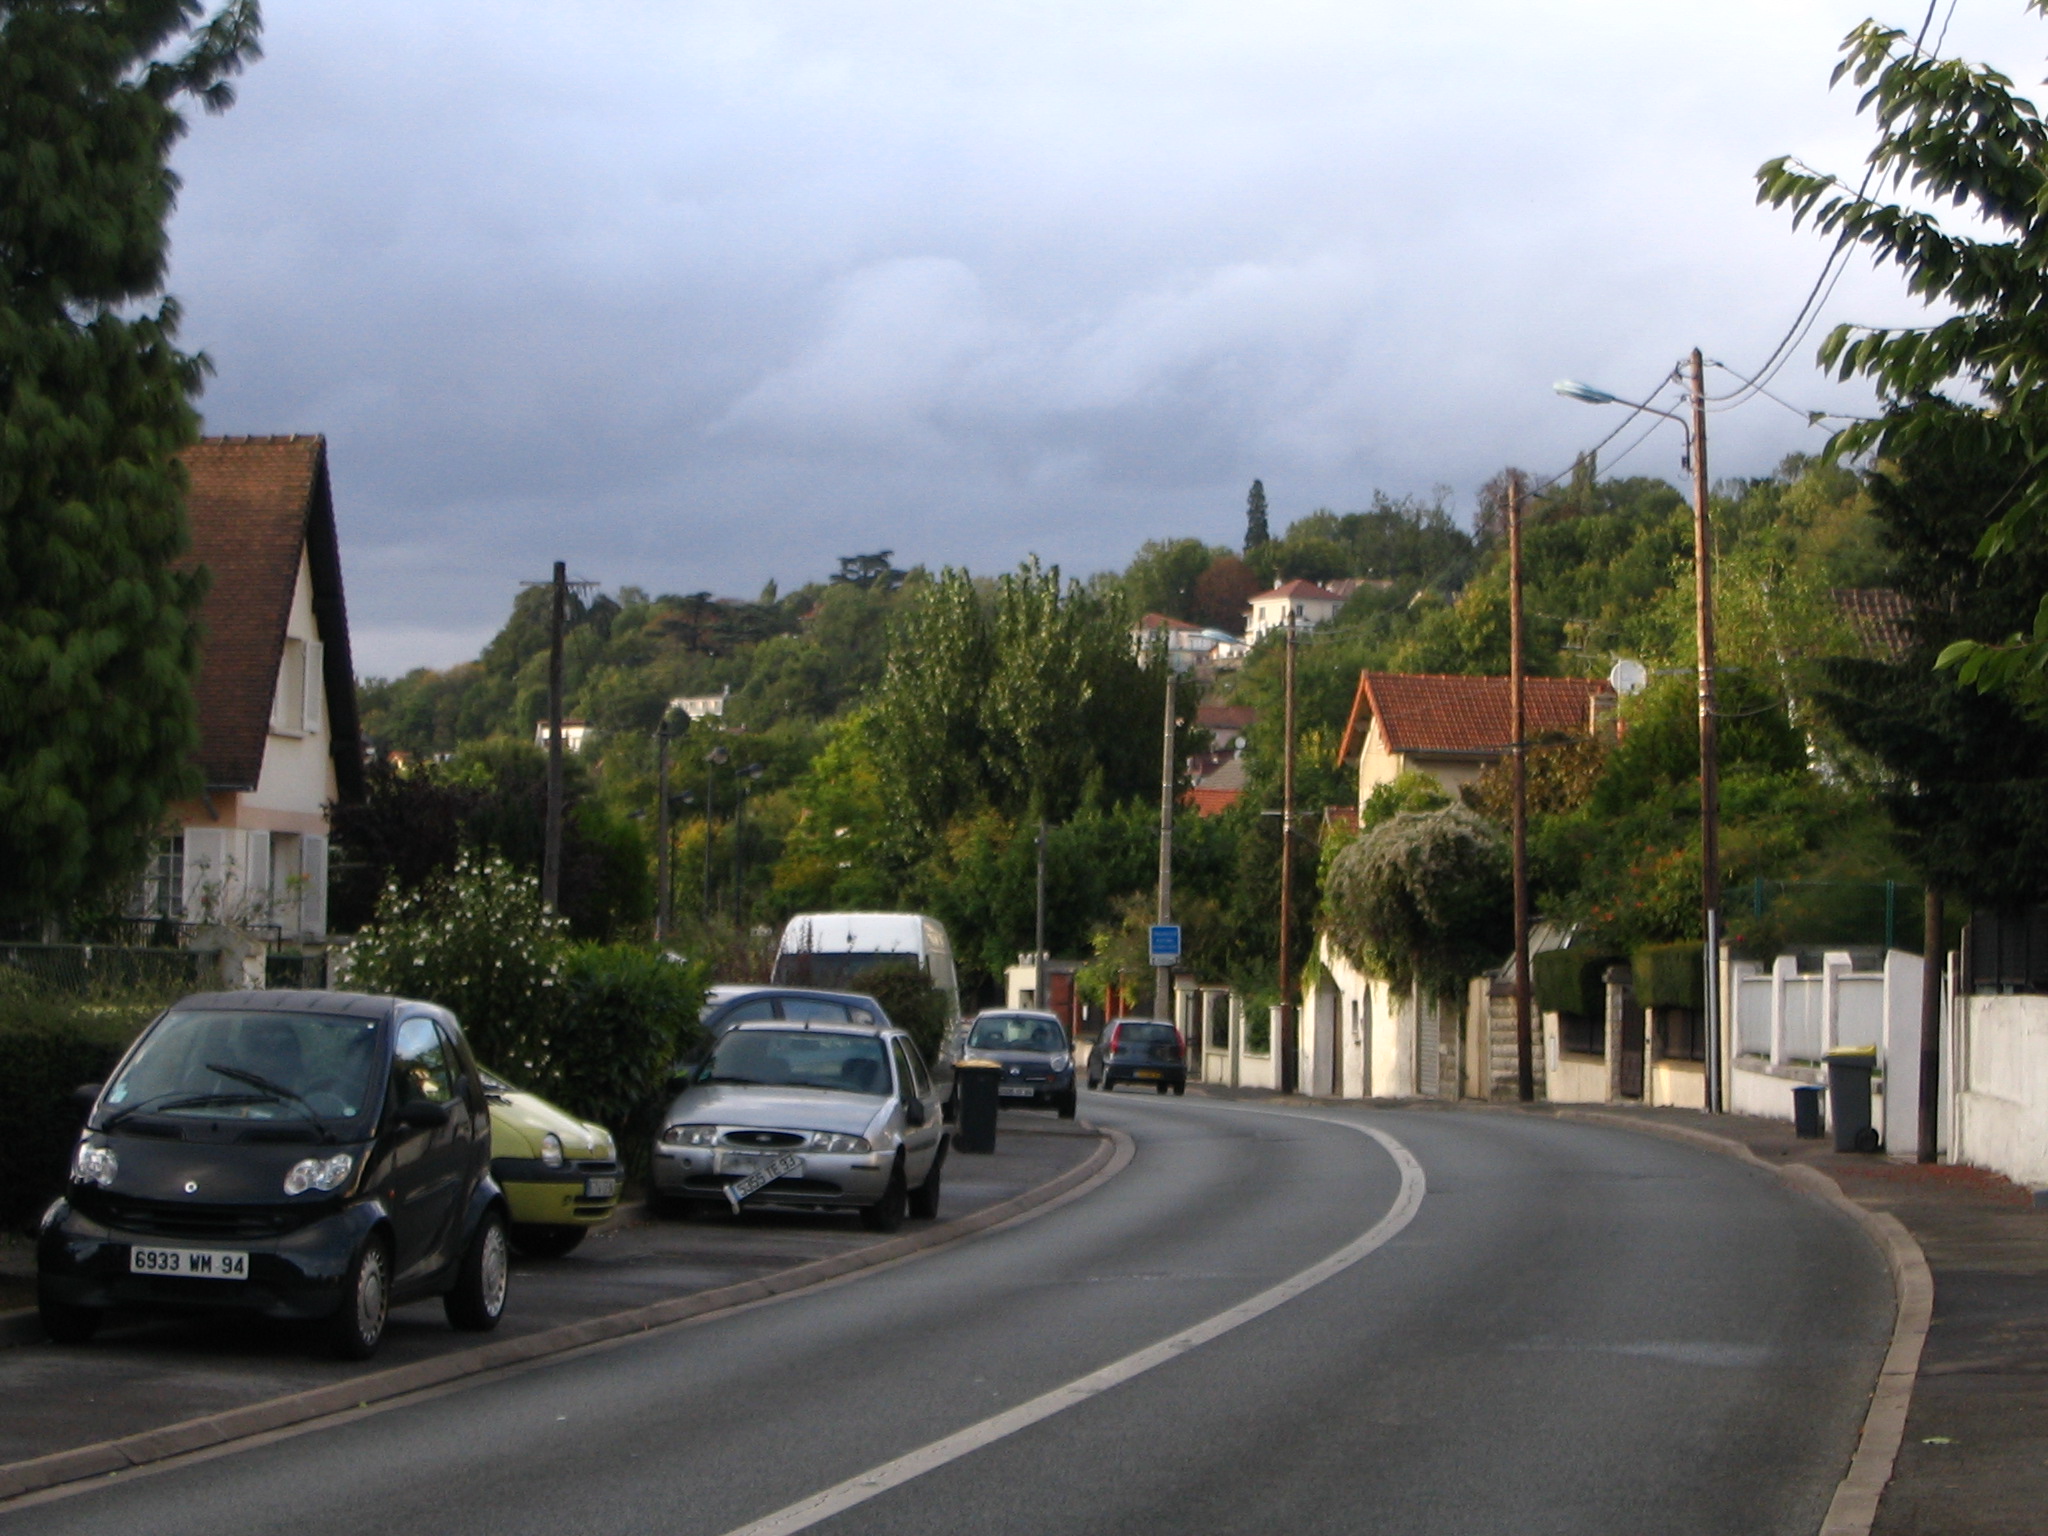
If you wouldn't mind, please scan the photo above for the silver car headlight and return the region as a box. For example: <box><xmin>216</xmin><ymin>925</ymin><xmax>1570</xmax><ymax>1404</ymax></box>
<box><xmin>808</xmin><ymin>1132</ymin><xmax>872</xmax><ymax>1155</ymax></box>
<box><xmin>660</xmin><ymin>1123</ymin><xmax>721</xmax><ymax>1147</ymax></box>
<box><xmin>72</xmin><ymin>1141</ymin><xmax>118</xmax><ymax>1188</ymax></box>
<box><xmin>283</xmin><ymin>1152</ymin><xmax>355</xmax><ymax>1195</ymax></box>
<box><xmin>540</xmin><ymin>1132</ymin><xmax>565</xmax><ymax>1168</ymax></box>
<box><xmin>1050</xmin><ymin>1053</ymin><xmax>1072</xmax><ymax>1073</ymax></box>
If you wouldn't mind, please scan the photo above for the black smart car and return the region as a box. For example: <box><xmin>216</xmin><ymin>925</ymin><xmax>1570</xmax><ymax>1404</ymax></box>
<box><xmin>38</xmin><ymin>990</ymin><xmax>511</xmax><ymax>1359</ymax></box>
<box><xmin>1087</xmin><ymin>1018</ymin><xmax>1188</xmax><ymax>1095</ymax></box>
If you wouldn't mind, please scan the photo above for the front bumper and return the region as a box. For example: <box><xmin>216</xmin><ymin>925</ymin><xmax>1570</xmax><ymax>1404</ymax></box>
<box><xmin>995</xmin><ymin>1070</ymin><xmax>1074</xmax><ymax>1106</ymax></box>
<box><xmin>650</xmin><ymin>1146</ymin><xmax>893</xmax><ymax>1208</ymax></box>
<box><xmin>37</xmin><ymin>1194</ymin><xmax>380</xmax><ymax>1321</ymax></box>
<box><xmin>493</xmin><ymin>1158</ymin><xmax>624</xmax><ymax>1228</ymax></box>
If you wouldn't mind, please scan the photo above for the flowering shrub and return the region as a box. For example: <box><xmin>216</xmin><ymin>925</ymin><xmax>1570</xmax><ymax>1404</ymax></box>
<box><xmin>343</xmin><ymin>851</ymin><xmax>568</xmax><ymax>1084</ymax></box>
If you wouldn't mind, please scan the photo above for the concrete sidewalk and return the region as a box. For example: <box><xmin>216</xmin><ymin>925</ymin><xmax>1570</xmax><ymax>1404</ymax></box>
<box><xmin>1188</xmin><ymin>1084</ymin><xmax>2046</xmax><ymax>1536</ymax></box>
<box><xmin>0</xmin><ymin>1114</ymin><xmax>1106</xmax><ymax>1485</ymax></box>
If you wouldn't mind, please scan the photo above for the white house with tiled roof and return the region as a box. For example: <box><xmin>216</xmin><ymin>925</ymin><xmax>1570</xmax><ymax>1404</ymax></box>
<box><xmin>1245</xmin><ymin>579</ymin><xmax>1345</xmax><ymax>642</ymax></box>
<box><xmin>134</xmin><ymin>437</ymin><xmax>363</xmax><ymax>942</ymax></box>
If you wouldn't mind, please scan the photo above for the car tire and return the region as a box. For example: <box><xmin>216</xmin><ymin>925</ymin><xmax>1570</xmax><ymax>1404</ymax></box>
<box><xmin>1055</xmin><ymin>1088</ymin><xmax>1077</xmax><ymax>1120</ymax></box>
<box><xmin>1172</xmin><ymin>1080</ymin><xmax>1186</xmax><ymax>1096</ymax></box>
<box><xmin>37</xmin><ymin>1288</ymin><xmax>102</xmax><ymax>1345</ymax></box>
<box><xmin>908</xmin><ymin>1140</ymin><xmax>946</xmax><ymax>1220</ymax></box>
<box><xmin>509</xmin><ymin>1223</ymin><xmax>586</xmax><ymax>1259</ymax></box>
<box><xmin>444</xmin><ymin>1208</ymin><xmax>511</xmax><ymax>1333</ymax></box>
<box><xmin>861</xmin><ymin>1162</ymin><xmax>909</xmax><ymax>1233</ymax></box>
<box><xmin>326</xmin><ymin>1233</ymin><xmax>391</xmax><ymax>1361</ymax></box>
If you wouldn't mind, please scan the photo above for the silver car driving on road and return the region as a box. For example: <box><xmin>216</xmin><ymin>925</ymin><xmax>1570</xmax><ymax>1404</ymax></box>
<box><xmin>652</xmin><ymin>1018</ymin><xmax>947</xmax><ymax>1232</ymax></box>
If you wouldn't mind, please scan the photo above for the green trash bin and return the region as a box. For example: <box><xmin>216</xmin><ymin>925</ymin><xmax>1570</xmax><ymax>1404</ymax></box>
<box><xmin>954</xmin><ymin>1060</ymin><xmax>1001</xmax><ymax>1155</ymax></box>
<box><xmin>1825</xmin><ymin>1046</ymin><xmax>1880</xmax><ymax>1153</ymax></box>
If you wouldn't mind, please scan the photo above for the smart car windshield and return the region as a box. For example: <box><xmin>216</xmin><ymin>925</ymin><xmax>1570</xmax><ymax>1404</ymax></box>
<box><xmin>701</xmin><ymin>1028</ymin><xmax>891</xmax><ymax>1095</ymax></box>
<box><xmin>104</xmin><ymin>1010</ymin><xmax>383</xmax><ymax>1125</ymax></box>
<box><xmin>968</xmin><ymin>1015</ymin><xmax>1064</xmax><ymax>1053</ymax></box>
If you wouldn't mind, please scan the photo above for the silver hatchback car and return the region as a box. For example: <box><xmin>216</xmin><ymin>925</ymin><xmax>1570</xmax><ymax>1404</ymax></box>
<box><xmin>652</xmin><ymin>1019</ymin><xmax>947</xmax><ymax>1232</ymax></box>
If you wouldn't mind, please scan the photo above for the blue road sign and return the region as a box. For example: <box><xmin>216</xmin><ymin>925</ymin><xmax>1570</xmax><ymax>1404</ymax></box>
<box><xmin>1149</xmin><ymin>924</ymin><xmax>1182</xmax><ymax>964</ymax></box>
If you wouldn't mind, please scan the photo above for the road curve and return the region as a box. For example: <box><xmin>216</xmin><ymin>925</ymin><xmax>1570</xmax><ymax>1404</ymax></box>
<box><xmin>3</xmin><ymin>1098</ymin><xmax>1891</xmax><ymax>1536</ymax></box>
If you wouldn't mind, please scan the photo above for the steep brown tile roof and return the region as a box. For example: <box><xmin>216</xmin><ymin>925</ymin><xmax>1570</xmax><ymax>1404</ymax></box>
<box><xmin>1832</xmin><ymin>587</ymin><xmax>1913</xmax><ymax>660</ymax></box>
<box><xmin>177</xmin><ymin>436</ymin><xmax>364</xmax><ymax>801</ymax></box>
<box><xmin>1252</xmin><ymin>578</ymin><xmax>1342</xmax><ymax>602</ymax></box>
<box><xmin>1336</xmin><ymin>671</ymin><xmax>1611</xmax><ymax>765</ymax></box>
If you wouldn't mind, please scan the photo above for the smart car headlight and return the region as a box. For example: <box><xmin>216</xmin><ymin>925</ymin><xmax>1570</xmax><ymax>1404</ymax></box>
<box><xmin>72</xmin><ymin>1141</ymin><xmax>118</xmax><ymax>1188</ymax></box>
<box><xmin>660</xmin><ymin>1123</ymin><xmax>721</xmax><ymax>1147</ymax></box>
<box><xmin>283</xmin><ymin>1152</ymin><xmax>354</xmax><ymax>1195</ymax></box>
<box><xmin>539</xmin><ymin>1132</ymin><xmax>565</xmax><ymax>1168</ymax></box>
<box><xmin>808</xmin><ymin>1132</ymin><xmax>872</xmax><ymax>1155</ymax></box>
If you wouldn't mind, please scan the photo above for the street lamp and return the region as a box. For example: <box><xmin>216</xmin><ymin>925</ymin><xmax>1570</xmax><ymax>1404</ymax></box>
<box><xmin>1554</xmin><ymin>351</ymin><xmax>1722</xmax><ymax>1112</ymax></box>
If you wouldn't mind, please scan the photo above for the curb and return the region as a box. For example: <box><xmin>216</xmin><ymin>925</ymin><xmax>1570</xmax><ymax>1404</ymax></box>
<box><xmin>0</xmin><ymin>1125</ymin><xmax>1131</xmax><ymax>1506</ymax></box>
<box><xmin>1552</xmin><ymin>1110</ymin><xmax>1931</xmax><ymax>1536</ymax></box>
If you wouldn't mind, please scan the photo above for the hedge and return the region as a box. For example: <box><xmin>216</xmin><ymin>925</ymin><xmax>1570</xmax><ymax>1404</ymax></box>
<box><xmin>1632</xmin><ymin>941</ymin><xmax>1705</xmax><ymax>1010</ymax></box>
<box><xmin>2</xmin><ymin>997</ymin><xmax>154</xmax><ymax>1232</ymax></box>
<box><xmin>1531</xmin><ymin>948</ymin><xmax>1615</xmax><ymax>1021</ymax></box>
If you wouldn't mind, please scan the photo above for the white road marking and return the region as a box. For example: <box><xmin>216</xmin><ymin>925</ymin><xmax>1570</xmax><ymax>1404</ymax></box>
<box><xmin>711</xmin><ymin>1113</ymin><xmax>1425</xmax><ymax>1536</ymax></box>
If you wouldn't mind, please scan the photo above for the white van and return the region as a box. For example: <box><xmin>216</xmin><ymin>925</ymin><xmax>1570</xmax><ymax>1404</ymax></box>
<box><xmin>771</xmin><ymin>912</ymin><xmax>962</xmax><ymax>1026</ymax></box>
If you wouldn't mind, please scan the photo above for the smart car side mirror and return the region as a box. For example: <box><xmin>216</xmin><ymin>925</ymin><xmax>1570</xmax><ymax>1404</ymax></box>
<box><xmin>71</xmin><ymin>1083</ymin><xmax>102</xmax><ymax>1111</ymax></box>
<box><xmin>394</xmin><ymin>1100</ymin><xmax>451</xmax><ymax>1130</ymax></box>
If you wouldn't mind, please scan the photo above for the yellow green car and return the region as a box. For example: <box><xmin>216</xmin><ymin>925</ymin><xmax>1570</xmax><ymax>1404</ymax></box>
<box><xmin>482</xmin><ymin>1070</ymin><xmax>624</xmax><ymax>1257</ymax></box>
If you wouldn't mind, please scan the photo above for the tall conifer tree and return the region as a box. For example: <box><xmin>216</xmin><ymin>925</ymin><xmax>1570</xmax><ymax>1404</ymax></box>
<box><xmin>1243</xmin><ymin>479</ymin><xmax>1270</xmax><ymax>553</ymax></box>
<box><xmin>0</xmin><ymin>1</ymin><xmax>262</xmax><ymax>924</ymax></box>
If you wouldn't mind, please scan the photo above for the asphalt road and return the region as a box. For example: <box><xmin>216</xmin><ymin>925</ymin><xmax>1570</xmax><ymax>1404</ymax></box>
<box><xmin>3</xmin><ymin>1097</ymin><xmax>1892</xmax><ymax>1536</ymax></box>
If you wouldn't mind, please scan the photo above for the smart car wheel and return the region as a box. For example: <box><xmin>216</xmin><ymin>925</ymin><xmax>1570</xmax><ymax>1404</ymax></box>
<box><xmin>327</xmin><ymin>1233</ymin><xmax>391</xmax><ymax>1361</ymax></box>
<box><xmin>445</xmin><ymin>1209</ymin><xmax>511</xmax><ymax>1332</ymax></box>
<box><xmin>37</xmin><ymin>1287</ymin><xmax>102</xmax><ymax>1345</ymax></box>
<box><xmin>509</xmin><ymin>1223</ymin><xmax>586</xmax><ymax>1259</ymax></box>
<box><xmin>861</xmin><ymin>1162</ymin><xmax>909</xmax><ymax>1233</ymax></box>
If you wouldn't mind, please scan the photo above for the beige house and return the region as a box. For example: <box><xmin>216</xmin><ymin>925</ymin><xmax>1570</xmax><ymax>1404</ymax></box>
<box><xmin>1335</xmin><ymin>670</ymin><xmax>1614</xmax><ymax>803</ymax></box>
<box><xmin>135</xmin><ymin>437</ymin><xmax>363</xmax><ymax>942</ymax></box>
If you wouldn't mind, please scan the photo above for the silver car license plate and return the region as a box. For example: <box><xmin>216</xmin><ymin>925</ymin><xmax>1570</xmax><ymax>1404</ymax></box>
<box><xmin>725</xmin><ymin>1151</ymin><xmax>802</xmax><ymax>1211</ymax></box>
<box><xmin>129</xmin><ymin>1245</ymin><xmax>248</xmax><ymax>1280</ymax></box>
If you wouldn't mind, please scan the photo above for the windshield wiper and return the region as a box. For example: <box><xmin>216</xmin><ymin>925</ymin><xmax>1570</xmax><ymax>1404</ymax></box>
<box><xmin>104</xmin><ymin>1090</ymin><xmax>271</xmax><ymax>1129</ymax></box>
<box><xmin>205</xmin><ymin>1063</ymin><xmax>336</xmax><ymax>1142</ymax></box>
<box><xmin>704</xmin><ymin>1074</ymin><xmax>767</xmax><ymax>1085</ymax></box>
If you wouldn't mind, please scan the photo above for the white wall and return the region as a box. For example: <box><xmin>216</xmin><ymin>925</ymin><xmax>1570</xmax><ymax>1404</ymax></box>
<box><xmin>1954</xmin><ymin>993</ymin><xmax>2048</xmax><ymax>1189</ymax></box>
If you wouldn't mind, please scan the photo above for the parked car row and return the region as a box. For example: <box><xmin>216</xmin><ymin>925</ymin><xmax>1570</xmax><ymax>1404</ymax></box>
<box><xmin>36</xmin><ymin>975</ymin><xmax>1177</xmax><ymax>1364</ymax></box>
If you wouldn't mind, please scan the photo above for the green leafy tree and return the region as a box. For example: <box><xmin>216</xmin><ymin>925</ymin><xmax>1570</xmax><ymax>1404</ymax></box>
<box><xmin>1758</xmin><ymin>10</ymin><xmax>2048</xmax><ymax>693</ymax></box>
<box><xmin>1323</xmin><ymin>804</ymin><xmax>1512</xmax><ymax>997</ymax></box>
<box><xmin>0</xmin><ymin>0</ymin><xmax>262</xmax><ymax>924</ymax></box>
<box><xmin>1121</xmin><ymin>538</ymin><xmax>1221</xmax><ymax>621</ymax></box>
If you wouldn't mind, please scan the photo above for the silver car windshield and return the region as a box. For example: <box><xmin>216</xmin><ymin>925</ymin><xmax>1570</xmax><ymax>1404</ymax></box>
<box><xmin>968</xmin><ymin>1016</ymin><xmax>1063</xmax><ymax>1053</ymax></box>
<box><xmin>104</xmin><ymin>1010</ymin><xmax>383</xmax><ymax>1124</ymax></box>
<box><xmin>701</xmin><ymin>1029</ymin><xmax>891</xmax><ymax>1095</ymax></box>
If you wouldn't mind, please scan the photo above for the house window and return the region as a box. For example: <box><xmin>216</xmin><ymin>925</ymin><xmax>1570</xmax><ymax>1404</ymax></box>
<box><xmin>133</xmin><ymin>835</ymin><xmax>184</xmax><ymax>920</ymax></box>
<box><xmin>1655</xmin><ymin>1006</ymin><xmax>1705</xmax><ymax>1062</ymax></box>
<box><xmin>1559</xmin><ymin>1010</ymin><xmax>1604</xmax><ymax>1057</ymax></box>
<box><xmin>273</xmin><ymin>637</ymin><xmax>308</xmax><ymax>735</ymax></box>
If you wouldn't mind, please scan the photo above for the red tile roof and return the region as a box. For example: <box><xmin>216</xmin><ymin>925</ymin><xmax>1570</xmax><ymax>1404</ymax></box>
<box><xmin>1832</xmin><ymin>587</ymin><xmax>1913</xmax><ymax>660</ymax></box>
<box><xmin>1252</xmin><ymin>579</ymin><xmax>1342</xmax><ymax>602</ymax></box>
<box><xmin>1196</xmin><ymin>703</ymin><xmax>1256</xmax><ymax>731</ymax></box>
<box><xmin>1335</xmin><ymin>671</ymin><xmax>1611</xmax><ymax>765</ymax></box>
<box><xmin>177</xmin><ymin>437</ymin><xmax>363</xmax><ymax>800</ymax></box>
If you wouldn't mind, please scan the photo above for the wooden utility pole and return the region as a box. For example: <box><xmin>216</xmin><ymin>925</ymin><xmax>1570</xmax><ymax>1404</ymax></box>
<box><xmin>1279</xmin><ymin>613</ymin><xmax>1299</xmax><ymax>1094</ymax></box>
<box><xmin>655</xmin><ymin>720</ymin><xmax>674</xmax><ymax>943</ymax></box>
<box><xmin>543</xmin><ymin>562</ymin><xmax>567</xmax><ymax>912</ymax></box>
<box><xmin>1919</xmin><ymin>886</ymin><xmax>1944</xmax><ymax>1162</ymax></box>
<box><xmin>702</xmin><ymin>744</ymin><xmax>727</xmax><ymax>921</ymax></box>
<box><xmin>1509</xmin><ymin>471</ymin><xmax>1534</xmax><ymax>1102</ymax></box>
<box><xmin>1688</xmin><ymin>349</ymin><xmax>1723</xmax><ymax>1113</ymax></box>
<box><xmin>1154</xmin><ymin>667</ymin><xmax>1176</xmax><ymax>1022</ymax></box>
<box><xmin>1034</xmin><ymin>816</ymin><xmax>1049</xmax><ymax>1012</ymax></box>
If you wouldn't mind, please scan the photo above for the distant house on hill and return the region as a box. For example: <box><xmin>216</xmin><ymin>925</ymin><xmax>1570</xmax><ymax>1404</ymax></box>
<box><xmin>532</xmin><ymin>719</ymin><xmax>593</xmax><ymax>753</ymax></box>
<box><xmin>1335</xmin><ymin>671</ymin><xmax>1613</xmax><ymax>803</ymax></box>
<box><xmin>1132</xmin><ymin>613</ymin><xmax>1249</xmax><ymax>672</ymax></box>
<box><xmin>135</xmin><ymin>436</ymin><xmax>364</xmax><ymax>941</ymax></box>
<box><xmin>1246</xmin><ymin>579</ymin><xmax>1345</xmax><ymax>641</ymax></box>
<box><xmin>1832</xmin><ymin>587</ymin><xmax>1913</xmax><ymax>660</ymax></box>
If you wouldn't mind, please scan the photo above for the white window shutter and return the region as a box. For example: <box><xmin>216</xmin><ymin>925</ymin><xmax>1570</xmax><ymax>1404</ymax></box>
<box><xmin>182</xmin><ymin>828</ymin><xmax>227</xmax><ymax>919</ymax></box>
<box><xmin>302</xmin><ymin>835</ymin><xmax>328</xmax><ymax>938</ymax></box>
<box><xmin>244</xmin><ymin>831</ymin><xmax>271</xmax><ymax>921</ymax></box>
<box><xmin>303</xmin><ymin>640</ymin><xmax>324</xmax><ymax>735</ymax></box>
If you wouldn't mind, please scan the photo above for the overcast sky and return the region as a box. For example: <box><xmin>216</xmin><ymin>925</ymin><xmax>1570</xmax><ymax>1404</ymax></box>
<box><xmin>162</xmin><ymin>1</ymin><xmax>2047</xmax><ymax>677</ymax></box>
